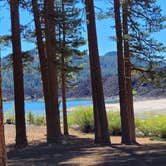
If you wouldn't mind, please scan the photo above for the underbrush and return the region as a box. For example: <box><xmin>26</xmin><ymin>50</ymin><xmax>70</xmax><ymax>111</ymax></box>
<box><xmin>68</xmin><ymin>106</ymin><xmax>121</xmax><ymax>135</ymax></box>
<box><xmin>4</xmin><ymin>110</ymin><xmax>45</xmax><ymax>126</ymax></box>
<box><xmin>68</xmin><ymin>106</ymin><xmax>166</xmax><ymax>139</ymax></box>
<box><xmin>136</xmin><ymin>114</ymin><xmax>166</xmax><ymax>139</ymax></box>
<box><xmin>4</xmin><ymin>107</ymin><xmax>166</xmax><ymax>139</ymax></box>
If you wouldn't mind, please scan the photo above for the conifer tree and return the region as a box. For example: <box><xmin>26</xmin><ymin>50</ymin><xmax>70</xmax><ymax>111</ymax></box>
<box><xmin>85</xmin><ymin>0</ymin><xmax>110</xmax><ymax>144</ymax></box>
<box><xmin>55</xmin><ymin>0</ymin><xmax>86</xmax><ymax>135</ymax></box>
<box><xmin>0</xmin><ymin>51</ymin><xmax>7</xmax><ymax>166</ymax></box>
<box><xmin>9</xmin><ymin>0</ymin><xmax>27</xmax><ymax>146</ymax></box>
<box><xmin>44</xmin><ymin>0</ymin><xmax>62</xmax><ymax>142</ymax></box>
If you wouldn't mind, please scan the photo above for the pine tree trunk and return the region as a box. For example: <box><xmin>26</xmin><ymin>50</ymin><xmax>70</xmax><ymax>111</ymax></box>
<box><xmin>85</xmin><ymin>0</ymin><xmax>110</xmax><ymax>144</ymax></box>
<box><xmin>32</xmin><ymin>0</ymin><xmax>55</xmax><ymax>142</ymax></box>
<box><xmin>0</xmin><ymin>55</ymin><xmax>7</xmax><ymax>166</ymax></box>
<box><xmin>10</xmin><ymin>0</ymin><xmax>27</xmax><ymax>146</ymax></box>
<box><xmin>122</xmin><ymin>0</ymin><xmax>136</xmax><ymax>143</ymax></box>
<box><xmin>44</xmin><ymin>0</ymin><xmax>61</xmax><ymax>142</ymax></box>
<box><xmin>61</xmin><ymin>0</ymin><xmax>69</xmax><ymax>136</ymax></box>
<box><xmin>61</xmin><ymin>58</ymin><xmax>68</xmax><ymax>135</ymax></box>
<box><xmin>113</xmin><ymin>0</ymin><xmax>132</xmax><ymax>144</ymax></box>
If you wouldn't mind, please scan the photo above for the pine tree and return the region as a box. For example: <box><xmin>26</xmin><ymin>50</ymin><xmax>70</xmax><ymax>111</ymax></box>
<box><xmin>55</xmin><ymin>0</ymin><xmax>86</xmax><ymax>136</ymax></box>
<box><xmin>113</xmin><ymin>0</ymin><xmax>134</xmax><ymax>144</ymax></box>
<box><xmin>122</xmin><ymin>0</ymin><xmax>136</xmax><ymax>143</ymax></box>
<box><xmin>0</xmin><ymin>51</ymin><xmax>7</xmax><ymax>166</ymax></box>
<box><xmin>32</xmin><ymin>0</ymin><xmax>54</xmax><ymax>142</ymax></box>
<box><xmin>44</xmin><ymin>0</ymin><xmax>62</xmax><ymax>142</ymax></box>
<box><xmin>9</xmin><ymin>0</ymin><xmax>27</xmax><ymax>146</ymax></box>
<box><xmin>85</xmin><ymin>0</ymin><xmax>110</xmax><ymax>144</ymax></box>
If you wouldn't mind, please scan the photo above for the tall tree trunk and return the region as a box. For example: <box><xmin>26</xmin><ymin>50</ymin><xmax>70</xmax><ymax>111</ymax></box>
<box><xmin>61</xmin><ymin>55</ymin><xmax>68</xmax><ymax>135</ymax></box>
<box><xmin>0</xmin><ymin>54</ymin><xmax>7</xmax><ymax>166</ymax></box>
<box><xmin>44</xmin><ymin>0</ymin><xmax>61</xmax><ymax>142</ymax></box>
<box><xmin>32</xmin><ymin>0</ymin><xmax>55</xmax><ymax>142</ymax></box>
<box><xmin>85</xmin><ymin>0</ymin><xmax>110</xmax><ymax>144</ymax></box>
<box><xmin>61</xmin><ymin>0</ymin><xmax>68</xmax><ymax>136</ymax></box>
<box><xmin>10</xmin><ymin>0</ymin><xmax>27</xmax><ymax>146</ymax></box>
<box><xmin>113</xmin><ymin>0</ymin><xmax>132</xmax><ymax>144</ymax></box>
<box><xmin>122</xmin><ymin>0</ymin><xmax>136</xmax><ymax>143</ymax></box>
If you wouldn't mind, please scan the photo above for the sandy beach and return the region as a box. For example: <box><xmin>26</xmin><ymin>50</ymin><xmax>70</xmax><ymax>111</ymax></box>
<box><xmin>106</xmin><ymin>98</ymin><xmax>166</xmax><ymax>115</ymax></box>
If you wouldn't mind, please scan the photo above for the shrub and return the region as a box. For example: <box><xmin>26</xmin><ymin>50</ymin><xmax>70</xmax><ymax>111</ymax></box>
<box><xmin>27</xmin><ymin>111</ymin><xmax>35</xmax><ymax>125</ymax></box>
<box><xmin>68</xmin><ymin>106</ymin><xmax>94</xmax><ymax>133</ymax></box>
<box><xmin>137</xmin><ymin>114</ymin><xmax>166</xmax><ymax>138</ymax></box>
<box><xmin>33</xmin><ymin>115</ymin><xmax>45</xmax><ymax>126</ymax></box>
<box><xmin>107</xmin><ymin>111</ymin><xmax>121</xmax><ymax>135</ymax></box>
<box><xmin>4</xmin><ymin>109</ymin><xmax>15</xmax><ymax>124</ymax></box>
<box><xmin>68</xmin><ymin>106</ymin><xmax>121</xmax><ymax>135</ymax></box>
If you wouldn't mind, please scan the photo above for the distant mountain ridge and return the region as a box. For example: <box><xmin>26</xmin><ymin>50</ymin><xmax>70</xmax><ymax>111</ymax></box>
<box><xmin>2</xmin><ymin>51</ymin><xmax>166</xmax><ymax>100</ymax></box>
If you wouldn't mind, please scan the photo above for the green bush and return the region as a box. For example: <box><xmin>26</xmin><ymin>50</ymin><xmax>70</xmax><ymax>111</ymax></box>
<box><xmin>27</xmin><ymin>111</ymin><xmax>35</xmax><ymax>125</ymax></box>
<box><xmin>68</xmin><ymin>106</ymin><xmax>121</xmax><ymax>135</ymax></box>
<box><xmin>4</xmin><ymin>109</ymin><xmax>15</xmax><ymax>124</ymax></box>
<box><xmin>137</xmin><ymin>114</ymin><xmax>166</xmax><ymax>138</ymax></box>
<box><xmin>4</xmin><ymin>110</ymin><xmax>45</xmax><ymax>126</ymax></box>
<box><xmin>107</xmin><ymin>111</ymin><xmax>121</xmax><ymax>135</ymax></box>
<box><xmin>33</xmin><ymin>115</ymin><xmax>45</xmax><ymax>126</ymax></box>
<box><xmin>68</xmin><ymin>107</ymin><xmax>166</xmax><ymax>139</ymax></box>
<box><xmin>68</xmin><ymin>106</ymin><xmax>94</xmax><ymax>133</ymax></box>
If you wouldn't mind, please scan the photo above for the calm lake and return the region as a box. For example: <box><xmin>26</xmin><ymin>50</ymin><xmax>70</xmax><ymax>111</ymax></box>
<box><xmin>3</xmin><ymin>98</ymin><xmax>118</xmax><ymax>115</ymax></box>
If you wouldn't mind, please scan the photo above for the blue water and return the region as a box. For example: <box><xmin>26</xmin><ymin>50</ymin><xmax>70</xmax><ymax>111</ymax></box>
<box><xmin>3</xmin><ymin>98</ymin><xmax>118</xmax><ymax>115</ymax></box>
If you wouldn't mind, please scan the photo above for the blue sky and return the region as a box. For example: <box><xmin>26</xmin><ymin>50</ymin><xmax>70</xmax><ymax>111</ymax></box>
<box><xmin>0</xmin><ymin>0</ymin><xmax>166</xmax><ymax>57</ymax></box>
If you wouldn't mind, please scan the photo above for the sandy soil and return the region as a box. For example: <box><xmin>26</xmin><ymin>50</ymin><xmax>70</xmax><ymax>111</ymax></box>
<box><xmin>5</xmin><ymin>125</ymin><xmax>166</xmax><ymax>166</ymax></box>
<box><xmin>106</xmin><ymin>98</ymin><xmax>166</xmax><ymax>115</ymax></box>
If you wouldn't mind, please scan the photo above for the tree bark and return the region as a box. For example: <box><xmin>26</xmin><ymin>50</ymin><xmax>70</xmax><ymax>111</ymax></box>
<box><xmin>10</xmin><ymin>0</ymin><xmax>27</xmax><ymax>146</ymax></box>
<box><xmin>0</xmin><ymin>54</ymin><xmax>7</xmax><ymax>166</ymax></box>
<box><xmin>85</xmin><ymin>0</ymin><xmax>110</xmax><ymax>144</ymax></box>
<box><xmin>44</xmin><ymin>0</ymin><xmax>61</xmax><ymax>142</ymax></box>
<box><xmin>113</xmin><ymin>0</ymin><xmax>132</xmax><ymax>144</ymax></box>
<box><xmin>61</xmin><ymin>0</ymin><xmax>69</xmax><ymax>136</ymax></box>
<box><xmin>61</xmin><ymin>56</ymin><xmax>68</xmax><ymax>135</ymax></box>
<box><xmin>32</xmin><ymin>0</ymin><xmax>57</xmax><ymax>142</ymax></box>
<box><xmin>122</xmin><ymin>0</ymin><xmax>136</xmax><ymax>143</ymax></box>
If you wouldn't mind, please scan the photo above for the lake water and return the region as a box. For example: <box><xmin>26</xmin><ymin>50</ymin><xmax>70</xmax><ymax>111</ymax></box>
<box><xmin>3</xmin><ymin>98</ymin><xmax>118</xmax><ymax>115</ymax></box>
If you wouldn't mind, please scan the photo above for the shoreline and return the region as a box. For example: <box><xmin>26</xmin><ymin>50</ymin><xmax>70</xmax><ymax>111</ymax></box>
<box><xmin>3</xmin><ymin>97</ymin><xmax>166</xmax><ymax>116</ymax></box>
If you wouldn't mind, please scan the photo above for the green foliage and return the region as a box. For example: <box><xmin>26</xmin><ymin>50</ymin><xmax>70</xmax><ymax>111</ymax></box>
<box><xmin>137</xmin><ymin>114</ymin><xmax>166</xmax><ymax>138</ymax></box>
<box><xmin>4</xmin><ymin>109</ymin><xmax>15</xmax><ymax>124</ymax></box>
<box><xmin>2</xmin><ymin>97</ymin><xmax>7</xmax><ymax>101</ymax></box>
<box><xmin>107</xmin><ymin>111</ymin><xmax>121</xmax><ymax>135</ymax></box>
<box><xmin>132</xmin><ymin>89</ymin><xmax>137</xmax><ymax>96</ymax></box>
<box><xmin>68</xmin><ymin>107</ymin><xmax>166</xmax><ymax>139</ymax></box>
<box><xmin>68</xmin><ymin>106</ymin><xmax>94</xmax><ymax>132</ymax></box>
<box><xmin>27</xmin><ymin>111</ymin><xmax>35</xmax><ymax>125</ymax></box>
<box><xmin>68</xmin><ymin>107</ymin><xmax>121</xmax><ymax>135</ymax></box>
<box><xmin>33</xmin><ymin>115</ymin><xmax>45</xmax><ymax>126</ymax></box>
<box><xmin>4</xmin><ymin>110</ymin><xmax>45</xmax><ymax>126</ymax></box>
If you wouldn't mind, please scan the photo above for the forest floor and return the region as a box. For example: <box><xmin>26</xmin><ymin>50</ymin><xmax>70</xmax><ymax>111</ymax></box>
<box><xmin>5</xmin><ymin>125</ymin><xmax>166</xmax><ymax>166</ymax></box>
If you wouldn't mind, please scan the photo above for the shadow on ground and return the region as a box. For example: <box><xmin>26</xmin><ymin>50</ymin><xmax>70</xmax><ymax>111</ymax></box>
<box><xmin>7</xmin><ymin>135</ymin><xmax>166</xmax><ymax>166</ymax></box>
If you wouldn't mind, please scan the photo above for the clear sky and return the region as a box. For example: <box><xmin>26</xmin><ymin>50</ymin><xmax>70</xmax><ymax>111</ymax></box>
<box><xmin>0</xmin><ymin>0</ymin><xmax>166</xmax><ymax>57</ymax></box>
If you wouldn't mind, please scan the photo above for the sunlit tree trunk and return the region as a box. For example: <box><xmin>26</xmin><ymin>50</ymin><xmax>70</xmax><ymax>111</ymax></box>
<box><xmin>0</xmin><ymin>55</ymin><xmax>7</xmax><ymax>165</ymax></box>
<box><xmin>122</xmin><ymin>0</ymin><xmax>136</xmax><ymax>143</ymax></box>
<box><xmin>32</xmin><ymin>0</ymin><xmax>55</xmax><ymax>142</ymax></box>
<box><xmin>85</xmin><ymin>0</ymin><xmax>110</xmax><ymax>144</ymax></box>
<box><xmin>44</xmin><ymin>0</ymin><xmax>61</xmax><ymax>142</ymax></box>
<box><xmin>10</xmin><ymin>0</ymin><xmax>27</xmax><ymax>146</ymax></box>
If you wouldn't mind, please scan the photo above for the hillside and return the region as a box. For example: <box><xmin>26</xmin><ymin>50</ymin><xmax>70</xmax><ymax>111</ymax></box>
<box><xmin>2</xmin><ymin>51</ymin><xmax>166</xmax><ymax>100</ymax></box>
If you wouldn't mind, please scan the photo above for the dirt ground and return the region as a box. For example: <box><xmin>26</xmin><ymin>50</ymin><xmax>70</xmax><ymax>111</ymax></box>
<box><xmin>5</xmin><ymin>125</ymin><xmax>166</xmax><ymax>166</ymax></box>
